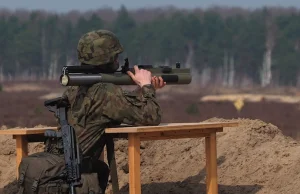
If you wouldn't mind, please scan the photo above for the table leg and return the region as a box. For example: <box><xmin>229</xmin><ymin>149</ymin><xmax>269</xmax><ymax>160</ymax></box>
<box><xmin>205</xmin><ymin>133</ymin><xmax>218</xmax><ymax>194</ymax></box>
<box><xmin>15</xmin><ymin>135</ymin><xmax>28</xmax><ymax>179</ymax></box>
<box><xmin>205</xmin><ymin>136</ymin><xmax>211</xmax><ymax>193</ymax></box>
<box><xmin>128</xmin><ymin>134</ymin><xmax>141</xmax><ymax>194</ymax></box>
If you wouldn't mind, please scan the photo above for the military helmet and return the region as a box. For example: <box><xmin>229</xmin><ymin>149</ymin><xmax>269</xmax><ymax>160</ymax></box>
<box><xmin>77</xmin><ymin>30</ymin><xmax>124</xmax><ymax>65</ymax></box>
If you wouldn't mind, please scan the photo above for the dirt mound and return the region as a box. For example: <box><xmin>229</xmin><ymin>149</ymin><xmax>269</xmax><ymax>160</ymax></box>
<box><xmin>1</xmin><ymin>119</ymin><xmax>300</xmax><ymax>194</ymax></box>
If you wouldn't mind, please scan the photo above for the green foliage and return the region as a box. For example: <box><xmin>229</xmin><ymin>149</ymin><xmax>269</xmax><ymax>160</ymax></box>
<box><xmin>185</xmin><ymin>103</ymin><xmax>199</xmax><ymax>115</ymax></box>
<box><xmin>0</xmin><ymin>7</ymin><xmax>299</xmax><ymax>86</ymax></box>
<box><xmin>0</xmin><ymin>84</ymin><xmax>2</xmax><ymax>92</ymax></box>
<box><xmin>34</xmin><ymin>107</ymin><xmax>42</xmax><ymax>115</ymax></box>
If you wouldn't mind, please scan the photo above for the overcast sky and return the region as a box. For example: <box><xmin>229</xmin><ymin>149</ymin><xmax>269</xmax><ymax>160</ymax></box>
<box><xmin>1</xmin><ymin>0</ymin><xmax>300</xmax><ymax>12</ymax></box>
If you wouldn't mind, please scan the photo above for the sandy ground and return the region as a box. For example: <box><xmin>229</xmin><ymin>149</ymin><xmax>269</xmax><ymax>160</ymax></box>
<box><xmin>1</xmin><ymin>118</ymin><xmax>300</xmax><ymax>194</ymax></box>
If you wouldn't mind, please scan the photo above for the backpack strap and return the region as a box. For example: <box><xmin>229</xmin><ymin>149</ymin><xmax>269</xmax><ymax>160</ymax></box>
<box><xmin>105</xmin><ymin>134</ymin><xmax>120</xmax><ymax>194</ymax></box>
<box><xmin>31</xmin><ymin>168</ymin><xmax>45</xmax><ymax>193</ymax></box>
<box><xmin>18</xmin><ymin>163</ymin><xmax>28</xmax><ymax>186</ymax></box>
<box><xmin>17</xmin><ymin>163</ymin><xmax>28</xmax><ymax>194</ymax></box>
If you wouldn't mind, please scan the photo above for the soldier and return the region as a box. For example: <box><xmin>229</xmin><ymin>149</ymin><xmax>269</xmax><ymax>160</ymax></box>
<box><xmin>62</xmin><ymin>29</ymin><xmax>166</xmax><ymax>193</ymax></box>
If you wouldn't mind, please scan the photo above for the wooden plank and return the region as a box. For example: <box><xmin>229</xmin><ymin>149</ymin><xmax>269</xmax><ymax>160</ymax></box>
<box><xmin>0</xmin><ymin>127</ymin><xmax>57</xmax><ymax>135</ymax></box>
<box><xmin>141</xmin><ymin>133</ymin><xmax>209</xmax><ymax>141</ymax></box>
<box><xmin>15</xmin><ymin>135</ymin><xmax>28</xmax><ymax>179</ymax></box>
<box><xmin>106</xmin><ymin>122</ymin><xmax>238</xmax><ymax>134</ymax></box>
<box><xmin>108</xmin><ymin>128</ymin><xmax>222</xmax><ymax>141</ymax></box>
<box><xmin>128</xmin><ymin>134</ymin><xmax>141</xmax><ymax>194</ymax></box>
<box><xmin>208</xmin><ymin>133</ymin><xmax>218</xmax><ymax>194</ymax></box>
<box><xmin>139</xmin><ymin>128</ymin><xmax>222</xmax><ymax>141</ymax></box>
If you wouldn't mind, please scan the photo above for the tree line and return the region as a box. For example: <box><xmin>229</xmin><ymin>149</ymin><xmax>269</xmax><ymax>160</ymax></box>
<box><xmin>0</xmin><ymin>5</ymin><xmax>300</xmax><ymax>87</ymax></box>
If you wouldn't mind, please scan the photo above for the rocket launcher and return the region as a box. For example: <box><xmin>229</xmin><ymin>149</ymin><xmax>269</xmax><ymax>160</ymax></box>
<box><xmin>60</xmin><ymin>58</ymin><xmax>192</xmax><ymax>86</ymax></box>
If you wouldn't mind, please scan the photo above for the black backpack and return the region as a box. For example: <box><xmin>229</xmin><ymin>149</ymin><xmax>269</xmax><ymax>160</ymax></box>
<box><xmin>17</xmin><ymin>152</ymin><xmax>69</xmax><ymax>194</ymax></box>
<box><xmin>17</xmin><ymin>151</ymin><xmax>107</xmax><ymax>194</ymax></box>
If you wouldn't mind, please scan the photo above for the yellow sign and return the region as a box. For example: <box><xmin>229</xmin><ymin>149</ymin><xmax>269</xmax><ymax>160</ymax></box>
<box><xmin>233</xmin><ymin>98</ymin><xmax>244</xmax><ymax>112</ymax></box>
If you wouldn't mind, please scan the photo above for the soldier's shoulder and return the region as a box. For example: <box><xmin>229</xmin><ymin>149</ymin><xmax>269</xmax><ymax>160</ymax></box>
<box><xmin>88</xmin><ymin>83</ymin><xmax>123</xmax><ymax>96</ymax></box>
<box><xmin>63</xmin><ymin>86</ymin><xmax>78</xmax><ymax>96</ymax></box>
<box><xmin>90</xmin><ymin>82</ymin><xmax>121</xmax><ymax>91</ymax></box>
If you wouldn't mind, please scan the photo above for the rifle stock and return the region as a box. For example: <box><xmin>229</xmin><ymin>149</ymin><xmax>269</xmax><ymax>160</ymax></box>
<box><xmin>44</xmin><ymin>97</ymin><xmax>81</xmax><ymax>194</ymax></box>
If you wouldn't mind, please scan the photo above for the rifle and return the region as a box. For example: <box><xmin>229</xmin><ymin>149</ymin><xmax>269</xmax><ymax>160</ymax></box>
<box><xmin>44</xmin><ymin>97</ymin><xmax>81</xmax><ymax>194</ymax></box>
<box><xmin>60</xmin><ymin>58</ymin><xmax>192</xmax><ymax>86</ymax></box>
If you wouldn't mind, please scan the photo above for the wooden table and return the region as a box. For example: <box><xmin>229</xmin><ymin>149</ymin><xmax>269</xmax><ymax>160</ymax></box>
<box><xmin>0</xmin><ymin>121</ymin><xmax>238</xmax><ymax>194</ymax></box>
<box><xmin>106</xmin><ymin>122</ymin><xmax>238</xmax><ymax>194</ymax></box>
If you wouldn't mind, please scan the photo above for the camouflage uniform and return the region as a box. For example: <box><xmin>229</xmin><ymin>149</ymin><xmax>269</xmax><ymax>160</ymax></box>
<box><xmin>63</xmin><ymin>29</ymin><xmax>162</xmax><ymax>161</ymax></box>
<box><xmin>63</xmin><ymin>82</ymin><xmax>161</xmax><ymax>159</ymax></box>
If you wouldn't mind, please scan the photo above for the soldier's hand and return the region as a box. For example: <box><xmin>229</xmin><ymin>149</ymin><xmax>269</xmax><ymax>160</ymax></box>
<box><xmin>127</xmin><ymin>65</ymin><xmax>152</xmax><ymax>87</ymax></box>
<box><xmin>151</xmin><ymin>76</ymin><xmax>166</xmax><ymax>90</ymax></box>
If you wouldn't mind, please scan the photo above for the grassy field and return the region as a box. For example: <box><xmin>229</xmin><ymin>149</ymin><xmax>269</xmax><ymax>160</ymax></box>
<box><xmin>1</xmin><ymin>81</ymin><xmax>300</xmax><ymax>139</ymax></box>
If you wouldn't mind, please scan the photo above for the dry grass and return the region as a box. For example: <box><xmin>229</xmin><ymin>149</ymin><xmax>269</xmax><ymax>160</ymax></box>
<box><xmin>1</xmin><ymin>81</ymin><xmax>300</xmax><ymax>140</ymax></box>
<box><xmin>200</xmin><ymin>94</ymin><xmax>300</xmax><ymax>104</ymax></box>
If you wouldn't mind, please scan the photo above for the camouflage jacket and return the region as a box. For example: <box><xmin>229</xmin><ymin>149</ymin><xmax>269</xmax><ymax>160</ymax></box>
<box><xmin>62</xmin><ymin>83</ymin><xmax>162</xmax><ymax>158</ymax></box>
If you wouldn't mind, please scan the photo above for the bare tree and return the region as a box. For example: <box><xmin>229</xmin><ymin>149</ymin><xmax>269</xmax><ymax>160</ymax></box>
<box><xmin>228</xmin><ymin>54</ymin><xmax>235</xmax><ymax>87</ymax></box>
<box><xmin>222</xmin><ymin>50</ymin><xmax>229</xmax><ymax>86</ymax></box>
<box><xmin>0</xmin><ymin>65</ymin><xmax>3</xmax><ymax>82</ymax></box>
<box><xmin>261</xmin><ymin>9</ymin><xmax>276</xmax><ymax>87</ymax></box>
<box><xmin>185</xmin><ymin>41</ymin><xmax>201</xmax><ymax>84</ymax></box>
